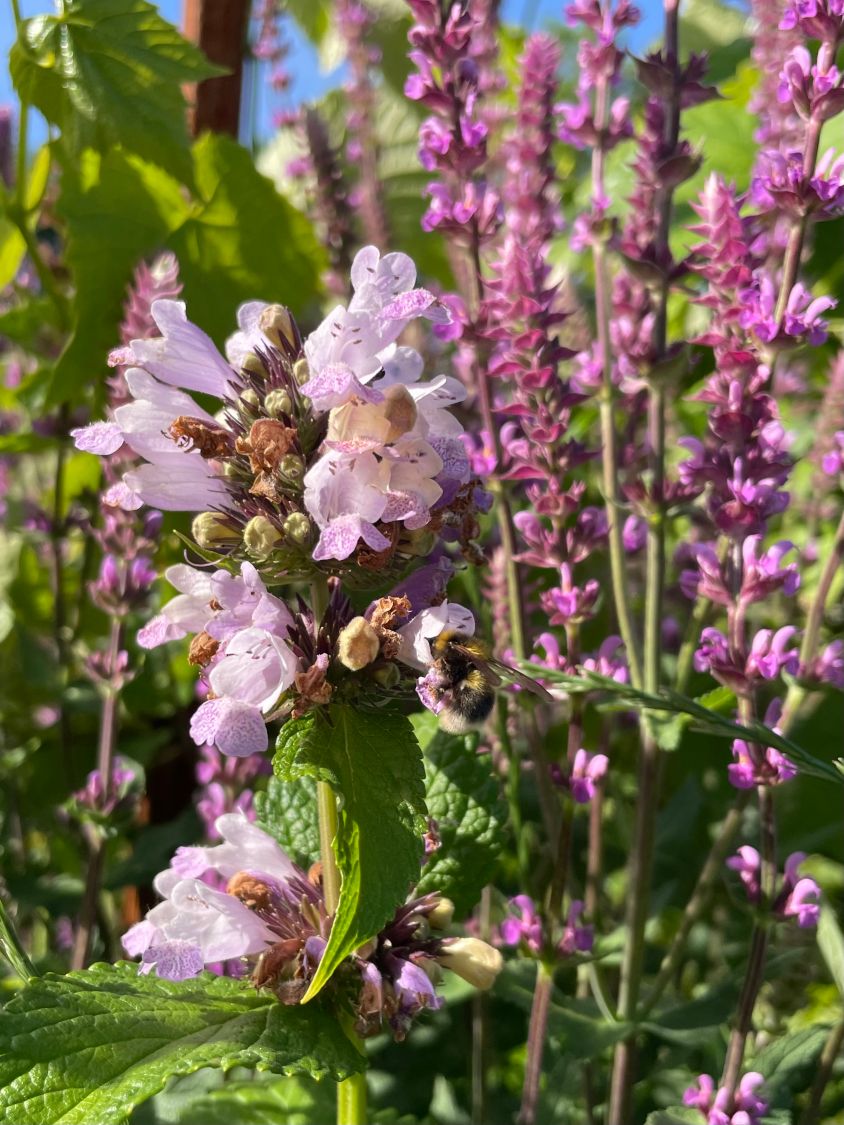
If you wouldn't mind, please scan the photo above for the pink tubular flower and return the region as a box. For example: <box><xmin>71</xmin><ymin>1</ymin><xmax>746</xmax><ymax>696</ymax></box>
<box><xmin>727</xmin><ymin>847</ymin><xmax>820</xmax><ymax>927</ymax></box>
<box><xmin>558</xmin><ymin>900</ymin><xmax>594</xmax><ymax>957</ymax></box>
<box><xmin>778</xmin><ymin>852</ymin><xmax>821</xmax><ymax>926</ymax></box>
<box><xmin>684</xmin><ymin>1071</ymin><xmax>767</xmax><ymax>1125</ymax></box>
<box><xmin>122</xmin><ymin>813</ymin><xmax>323</xmax><ymax>979</ymax></box>
<box><xmin>499</xmin><ymin>894</ymin><xmax>543</xmax><ymax>954</ymax></box>
<box><xmin>567</xmin><ymin>749</ymin><xmax>609</xmax><ymax>804</ymax></box>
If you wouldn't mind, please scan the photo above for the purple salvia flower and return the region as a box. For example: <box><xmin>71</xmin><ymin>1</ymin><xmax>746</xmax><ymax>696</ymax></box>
<box><xmin>498</xmin><ymin>894</ymin><xmax>543</xmax><ymax>954</ymax></box>
<box><xmin>684</xmin><ymin>1071</ymin><xmax>768</xmax><ymax>1125</ymax></box>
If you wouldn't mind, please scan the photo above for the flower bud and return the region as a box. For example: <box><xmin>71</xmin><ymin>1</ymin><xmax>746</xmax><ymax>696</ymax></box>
<box><xmin>283</xmin><ymin>512</ymin><xmax>312</xmax><ymax>544</ymax></box>
<box><xmin>239</xmin><ymin>388</ymin><xmax>260</xmax><ymax>410</ymax></box>
<box><xmin>258</xmin><ymin>304</ymin><xmax>298</xmax><ymax>351</ymax></box>
<box><xmin>192</xmin><ymin>512</ymin><xmax>237</xmax><ymax>550</ymax></box>
<box><xmin>264</xmin><ymin>389</ymin><xmax>293</xmax><ymax>418</ymax></box>
<box><xmin>240</xmin><ymin>352</ymin><xmax>266</xmax><ymax>377</ymax></box>
<box><xmin>279</xmin><ymin>454</ymin><xmax>304</xmax><ymax>479</ymax></box>
<box><xmin>243</xmin><ymin>515</ymin><xmax>283</xmax><ymax>559</ymax></box>
<box><xmin>437</xmin><ymin>937</ymin><xmax>503</xmax><ymax>990</ymax></box>
<box><xmin>338</xmin><ymin>617</ymin><xmax>381</xmax><ymax>670</ymax></box>
<box><xmin>428</xmin><ymin>897</ymin><xmax>454</xmax><ymax>930</ymax></box>
<box><xmin>293</xmin><ymin>358</ymin><xmax>310</xmax><ymax>385</ymax></box>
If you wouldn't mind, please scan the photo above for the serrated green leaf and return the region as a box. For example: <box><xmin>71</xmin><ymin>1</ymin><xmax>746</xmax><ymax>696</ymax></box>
<box><xmin>10</xmin><ymin>0</ymin><xmax>222</xmax><ymax>183</ymax></box>
<box><xmin>255</xmin><ymin>774</ymin><xmax>320</xmax><ymax>869</ymax></box>
<box><xmin>274</xmin><ymin>706</ymin><xmax>426</xmax><ymax>1001</ymax></box>
<box><xmin>176</xmin><ymin>1076</ymin><xmax>334</xmax><ymax>1125</ymax></box>
<box><xmin>818</xmin><ymin>901</ymin><xmax>844</xmax><ymax>998</ymax></box>
<box><xmin>411</xmin><ymin>713</ymin><xmax>506</xmax><ymax>916</ymax></box>
<box><xmin>0</xmin><ymin>963</ymin><xmax>363</xmax><ymax>1125</ymax></box>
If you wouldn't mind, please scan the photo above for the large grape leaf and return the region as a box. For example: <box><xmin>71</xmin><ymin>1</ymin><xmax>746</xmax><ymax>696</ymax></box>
<box><xmin>9</xmin><ymin>0</ymin><xmax>221</xmax><ymax>183</ymax></box>
<box><xmin>169</xmin><ymin>134</ymin><xmax>325</xmax><ymax>346</ymax></box>
<box><xmin>50</xmin><ymin>148</ymin><xmax>188</xmax><ymax>407</ymax></box>
<box><xmin>412</xmin><ymin>712</ymin><xmax>507</xmax><ymax>917</ymax></box>
<box><xmin>274</xmin><ymin>706</ymin><xmax>427</xmax><ymax>1002</ymax></box>
<box><xmin>50</xmin><ymin>135</ymin><xmax>324</xmax><ymax>407</ymax></box>
<box><xmin>255</xmin><ymin>774</ymin><xmax>320</xmax><ymax>870</ymax></box>
<box><xmin>0</xmin><ymin>964</ymin><xmax>363</xmax><ymax>1125</ymax></box>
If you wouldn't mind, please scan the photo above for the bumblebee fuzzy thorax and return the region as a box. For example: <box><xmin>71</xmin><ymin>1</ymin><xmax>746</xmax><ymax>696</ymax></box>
<box><xmin>430</xmin><ymin>631</ymin><xmax>496</xmax><ymax>733</ymax></box>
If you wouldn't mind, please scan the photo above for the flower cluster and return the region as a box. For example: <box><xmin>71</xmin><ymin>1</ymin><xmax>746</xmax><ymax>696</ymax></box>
<box><xmin>405</xmin><ymin>0</ymin><xmax>501</xmax><ymax>240</ymax></box>
<box><xmin>497</xmin><ymin>894</ymin><xmax>593</xmax><ymax>959</ymax></box>
<box><xmin>124</xmin><ymin>813</ymin><xmax>502</xmax><ymax>1037</ymax></box>
<box><xmin>727</xmin><ymin>847</ymin><xmax>821</xmax><ymax>926</ymax></box>
<box><xmin>74</xmin><ymin>246</ymin><xmax>476</xmax><ymax>575</ymax></box>
<box><xmin>684</xmin><ymin>1072</ymin><xmax>768</xmax><ymax>1125</ymax></box>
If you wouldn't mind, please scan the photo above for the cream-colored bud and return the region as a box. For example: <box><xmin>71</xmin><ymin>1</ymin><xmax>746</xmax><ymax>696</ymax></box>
<box><xmin>258</xmin><ymin>304</ymin><xmax>297</xmax><ymax>350</ymax></box>
<box><xmin>243</xmin><ymin>515</ymin><xmax>283</xmax><ymax>559</ymax></box>
<box><xmin>279</xmin><ymin>453</ymin><xmax>304</xmax><ymax>479</ymax></box>
<box><xmin>240</xmin><ymin>353</ymin><xmax>266</xmax><ymax>378</ymax></box>
<box><xmin>338</xmin><ymin>617</ymin><xmax>381</xmax><ymax>671</ymax></box>
<box><xmin>283</xmin><ymin>512</ymin><xmax>312</xmax><ymax>545</ymax></box>
<box><xmin>264</xmin><ymin>389</ymin><xmax>293</xmax><ymax>418</ymax></box>
<box><xmin>192</xmin><ymin>512</ymin><xmax>236</xmax><ymax>550</ymax></box>
<box><xmin>438</xmin><ymin>938</ymin><xmax>503</xmax><ymax>991</ymax></box>
<box><xmin>428</xmin><ymin>897</ymin><xmax>455</xmax><ymax>931</ymax></box>
<box><xmin>293</xmin><ymin>358</ymin><xmax>311</xmax><ymax>385</ymax></box>
<box><xmin>239</xmin><ymin>388</ymin><xmax>260</xmax><ymax>410</ymax></box>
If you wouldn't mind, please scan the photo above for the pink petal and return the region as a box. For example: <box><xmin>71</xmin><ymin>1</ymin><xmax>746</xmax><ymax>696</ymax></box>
<box><xmin>71</xmin><ymin>421</ymin><xmax>124</xmax><ymax>455</ymax></box>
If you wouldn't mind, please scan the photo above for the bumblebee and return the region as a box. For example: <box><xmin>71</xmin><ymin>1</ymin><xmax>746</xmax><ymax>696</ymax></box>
<box><xmin>429</xmin><ymin>630</ymin><xmax>554</xmax><ymax>734</ymax></box>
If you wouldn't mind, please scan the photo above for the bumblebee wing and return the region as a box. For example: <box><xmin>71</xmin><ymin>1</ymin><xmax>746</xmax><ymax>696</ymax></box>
<box><xmin>452</xmin><ymin>644</ymin><xmax>554</xmax><ymax>702</ymax></box>
<box><xmin>450</xmin><ymin>644</ymin><xmax>503</xmax><ymax>688</ymax></box>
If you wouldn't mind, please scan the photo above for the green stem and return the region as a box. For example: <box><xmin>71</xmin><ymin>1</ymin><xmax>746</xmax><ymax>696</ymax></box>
<box><xmin>337</xmin><ymin>1071</ymin><xmax>367</xmax><ymax>1125</ymax></box>
<box><xmin>517</xmin><ymin>960</ymin><xmax>554</xmax><ymax>1125</ymax></box>
<box><xmin>9</xmin><ymin>0</ymin><xmax>21</xmax><ymax>30</ymax></box>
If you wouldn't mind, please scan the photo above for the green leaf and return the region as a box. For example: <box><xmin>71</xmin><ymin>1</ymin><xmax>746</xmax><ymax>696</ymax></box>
<box><xmin>10</xmin><ymin>0</ymin><xmax>222</xmax><ymax>183</ymax></box>
<box><xmin>752</xmin><ymin>1025</ymin><xmax>831</xmax><ymax>1105</ymax></box>
<box><xmin>0</xmin><ymin>963</ymin><xmax>364</xmax><ymax>1125</ymax></box>
<box><xmin>411</xmin><ymin>713</ymin><xmax>507</xmax><ymax>916</ymax></box>
<box><xmin>818</xmin><ymin>901</ymin><xmax>844</xmax><ymax>998</ymax></box>
<box><xmin>169</xmin><ymin>133</ymin><xmax>325</xmax><ymax>347</ymax></box>
<box><xmin>644</xmin><ymin>1111</ymin><xmax>702</xmax><ymax>1125</ymax></box>
<box><xmin>24</xmin><ymin>144</ymin><xmax>52</xmax><ymax>213</ymax></box>
<box><xmin>177</xmin><ymin>1076</ymin><xmax>334</xmax><ymax>1125</ymax></box>
<box><xmin>495</xmin><ymin>962</ymin><xmax>631</xmax><ymax>1058</ymax></box>
<box><xmin>274</xmin><ymin>706</ymin><xmax>427</xmax><ymax>1002</ymax></box>
<box><xmin>0</xmin><ymin>220</ymin><xmax>26</xmax><ymax>290</ymax></box>
<box><xmin>643</xmin><ymin>978</ymin><xmax>740</xmax><ymax>1046</ymax></box>
<box><xmin>532</xmin><ymin>666</ymin><xmax>843</xmax><ymax>783</ymax></box>
<box><xmin>254</xmin><ymin>774</ymin><xmax>320</xmax><ymax>870</ymax></box>
<box><xmin>0</xmin><ymin>898</ymin><xmax>36</xmax><ymax>981</ymax></box>
<box><xmin>50</xmin><ymin>149</ymin><xmax>188</xmax><ymax>406</ymax></box>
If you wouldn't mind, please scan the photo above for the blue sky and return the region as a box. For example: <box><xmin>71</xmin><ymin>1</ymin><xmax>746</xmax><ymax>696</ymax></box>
<box><xmin>0</xmin><ymin>0</ymin><xmax>664</xmax><ymax>152</ymax></box>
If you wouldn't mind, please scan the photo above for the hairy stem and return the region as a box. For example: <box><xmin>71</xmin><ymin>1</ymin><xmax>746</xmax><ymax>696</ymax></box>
<box><xmin>472</xmin><ymin>886</ymin><xmax>493</xmax><ymax>1125</ymax></box>
<box><xmin>720</xmin><ymin>923</ymin><xmax>769</xmax><ymax>1098</ymax></box>
<box><xmin>518</xmin><ymin>960</ymin><xmax>554</xmax><ymax>1125</ymax></box>
<box><xmin>337</xmin><ymin>1071</ymin><xmax>368</xmax><ymax>1125</ymax></box>
<box><xmin>72</xmin><ymin>614</ymin><xmax>125</xmax><ymax>971</ymax></box>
